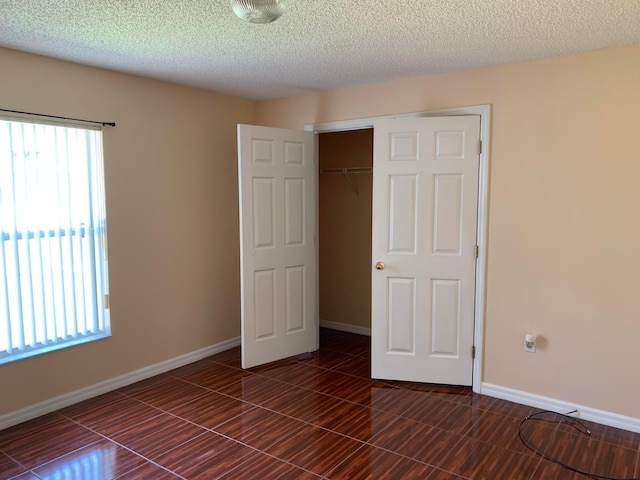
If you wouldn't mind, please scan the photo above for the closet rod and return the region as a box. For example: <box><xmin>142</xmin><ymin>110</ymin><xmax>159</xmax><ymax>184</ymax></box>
<box><xmin>320</xmin><ymin>167</ymin><xmax>372</xmax><ymax>174</ymax></box>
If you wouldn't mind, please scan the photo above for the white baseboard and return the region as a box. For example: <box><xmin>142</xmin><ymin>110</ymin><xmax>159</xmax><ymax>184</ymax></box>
<box><xmin>0</xmin><ymin>336</ymin><xmax>241</xmax><ymax>431</ymax></box>
<box><xmin>8</xmin><ymin>337</ymin><xmax>637</xmax><ymax>435</ymax></box>
<box><xmin>481</xmin><ymin>383</ymin><xmax>640</xmax><ymax>434</ymax></box>
<box><xmin>320</xmin><ymin>319</ymin><xmax>371</xmax><ymax>337</ymax></box>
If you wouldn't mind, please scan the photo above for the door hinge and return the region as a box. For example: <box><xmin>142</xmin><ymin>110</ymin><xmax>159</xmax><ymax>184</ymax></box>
<box><xmin>104</xmin><ymin>294</ymin><xmax>110</xmax><ymax>309</ymax></box>
<box><xmin>474</xmin><ymin>245</ymin><xmax>479</xmax><ymax>259</ymax></box>
<box><xmin>478</xmin><ymin>140</ymin><xmax>482</xmax><ymax>155</ymax></box>
<box><xmin>472</xmin><ymin>345</ymin><xmax>476</xmax><ymax>359</ymax></box>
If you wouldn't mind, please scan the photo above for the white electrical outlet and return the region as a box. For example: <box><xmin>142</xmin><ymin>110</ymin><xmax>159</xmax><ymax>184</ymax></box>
<box><xmin>524</xmin><ymin>333</ymin><xmax>536</xmax><ymax>353</ymax></box>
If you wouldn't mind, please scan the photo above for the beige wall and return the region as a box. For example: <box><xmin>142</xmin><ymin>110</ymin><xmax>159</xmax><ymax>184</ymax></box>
<box><xmin>2</xmin><ymin>43</ymin><xmax>639</xmax><ymax>423</ymax></box>
<box><xmin>0</xmin><ymin>48</ymin><xmax>253</xmax><ymax>415</ymax></box>
<box><xmin>319</xmin><ymin>130</ymin><xmax>373</xmax><ymax>330</ymax></box>
<box><xmin>256</xmin><ymin>44</ymin><xmax>640</xmax><ymax>419</ymax></box>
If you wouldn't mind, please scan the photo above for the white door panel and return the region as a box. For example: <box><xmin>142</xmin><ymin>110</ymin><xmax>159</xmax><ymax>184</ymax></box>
<box><xmin>238</xmin><ymin>125</ymin><xmax>317</xmax><ymax>369</ymax></box>
<box><xmin>371</xmin><ymin>116</ymin><xmax>480</xmax><ymax>385</ymax></box>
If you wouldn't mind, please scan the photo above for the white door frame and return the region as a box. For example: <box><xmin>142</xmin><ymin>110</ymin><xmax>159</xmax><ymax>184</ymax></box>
<box><xmin>305</xmin><ymin>105</ymin><xmax>490</xmax><ymax>393</ymax></box>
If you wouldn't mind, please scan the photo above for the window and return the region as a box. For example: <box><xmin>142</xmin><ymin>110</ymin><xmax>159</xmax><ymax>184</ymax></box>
<box><xmin>0</xmin><ymin>116</ymin><xmax>110</xmax><ymax>364</ymax></box>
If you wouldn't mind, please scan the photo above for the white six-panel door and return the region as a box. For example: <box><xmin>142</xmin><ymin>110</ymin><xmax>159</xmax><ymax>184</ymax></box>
<box><xmin>371</xmin><ymin>116</ymin><xmax>481</xmax><ymax>385</ymax></box>
<box><xmin>238</xmin><ymin>125</ymin><xmax>317</xmax><ymax>369</ymax></box>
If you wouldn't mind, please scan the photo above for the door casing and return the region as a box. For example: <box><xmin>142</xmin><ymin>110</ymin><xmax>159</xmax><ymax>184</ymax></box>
<box><xmin>306</xmin><ymin>105</ymin><xmax>491</xmax><ymax>393</ymax></box>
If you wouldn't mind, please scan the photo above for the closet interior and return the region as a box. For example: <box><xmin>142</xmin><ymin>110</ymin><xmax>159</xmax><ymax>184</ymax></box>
<box><xmin>318</xmin><ymin>128</ymin><xmax>373</xmax><ymax>333</ymax></box>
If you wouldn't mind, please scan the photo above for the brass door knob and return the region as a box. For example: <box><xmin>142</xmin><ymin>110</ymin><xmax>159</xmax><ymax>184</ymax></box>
<box><xmin>375</xmin><ymin>261</ymin><xmax>385</xmax><ymax>270</ymax></box>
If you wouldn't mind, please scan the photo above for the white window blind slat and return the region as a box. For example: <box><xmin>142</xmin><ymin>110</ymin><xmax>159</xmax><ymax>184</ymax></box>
<box><xmin>0</xmin><ymin>214</ymin><xmax>12</xmax><ymax>352</ymax></box>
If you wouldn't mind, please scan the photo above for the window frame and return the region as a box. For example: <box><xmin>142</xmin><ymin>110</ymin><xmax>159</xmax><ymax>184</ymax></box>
<box><xmin>0</xmin><ymin>114</ymin><xmax>111</xmax><ymax>364</ymax></box>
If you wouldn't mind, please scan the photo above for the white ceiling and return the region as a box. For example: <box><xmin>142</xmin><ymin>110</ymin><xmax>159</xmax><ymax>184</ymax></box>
<box><xmin>1</xmin><ymin>1</ymin><xmax>639</xmax><ymax>101</ymax></box>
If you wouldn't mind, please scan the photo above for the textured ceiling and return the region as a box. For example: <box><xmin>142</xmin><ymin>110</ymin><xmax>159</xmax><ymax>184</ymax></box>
<box><xmin>1</xmin><ymin>1</ymin><xmax>639</xmax><ymax>100</ymax></box>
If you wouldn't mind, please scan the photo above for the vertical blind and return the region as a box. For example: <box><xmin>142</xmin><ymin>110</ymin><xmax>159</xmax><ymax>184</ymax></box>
<box><xmin>0</xmin><ymin>117</ymin><xmax>110</xmax><ymax>364</ymax></box>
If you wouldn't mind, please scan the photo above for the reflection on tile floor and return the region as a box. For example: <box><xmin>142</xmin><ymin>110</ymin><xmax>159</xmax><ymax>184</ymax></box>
<box><xmin>2</xmin><ymin>328</ymin><xmax>639</xmax><ymax>479</ymax></box>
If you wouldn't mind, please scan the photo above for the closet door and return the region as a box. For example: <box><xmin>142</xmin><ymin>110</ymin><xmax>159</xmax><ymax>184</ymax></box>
<box><xmin>238</xmin><ymin>124</ymin><xmax>317</xmax><ymax>368</ymax></box>
<box><xmin>371</xmin><ymin>116</ymin><xmax>480</xmax><ymax>385</ymax></box>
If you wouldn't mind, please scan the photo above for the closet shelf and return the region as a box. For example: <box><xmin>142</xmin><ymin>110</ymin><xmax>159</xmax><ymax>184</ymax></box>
<box><xmin>320</xmin><ymin>167</ymin><xmax>372</xmax><ymax>198</ymax></box>
<box><xmin>320</xmin><ymin>167</ymin><xmax>372</xmax><ymax>175</ymax></box>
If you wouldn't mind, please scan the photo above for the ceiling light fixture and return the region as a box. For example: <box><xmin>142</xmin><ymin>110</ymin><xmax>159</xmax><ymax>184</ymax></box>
<box><xmin>231</xmin><ymin>0</ymin><xmax>286</xmax><ymax>24</ymax></box>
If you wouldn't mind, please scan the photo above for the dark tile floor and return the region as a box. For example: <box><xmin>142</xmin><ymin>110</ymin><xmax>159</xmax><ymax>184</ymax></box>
<box><xmin>1</xmin><ymin>328</ymin><xmax>639</xmax><ymax>479</ymax></box>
